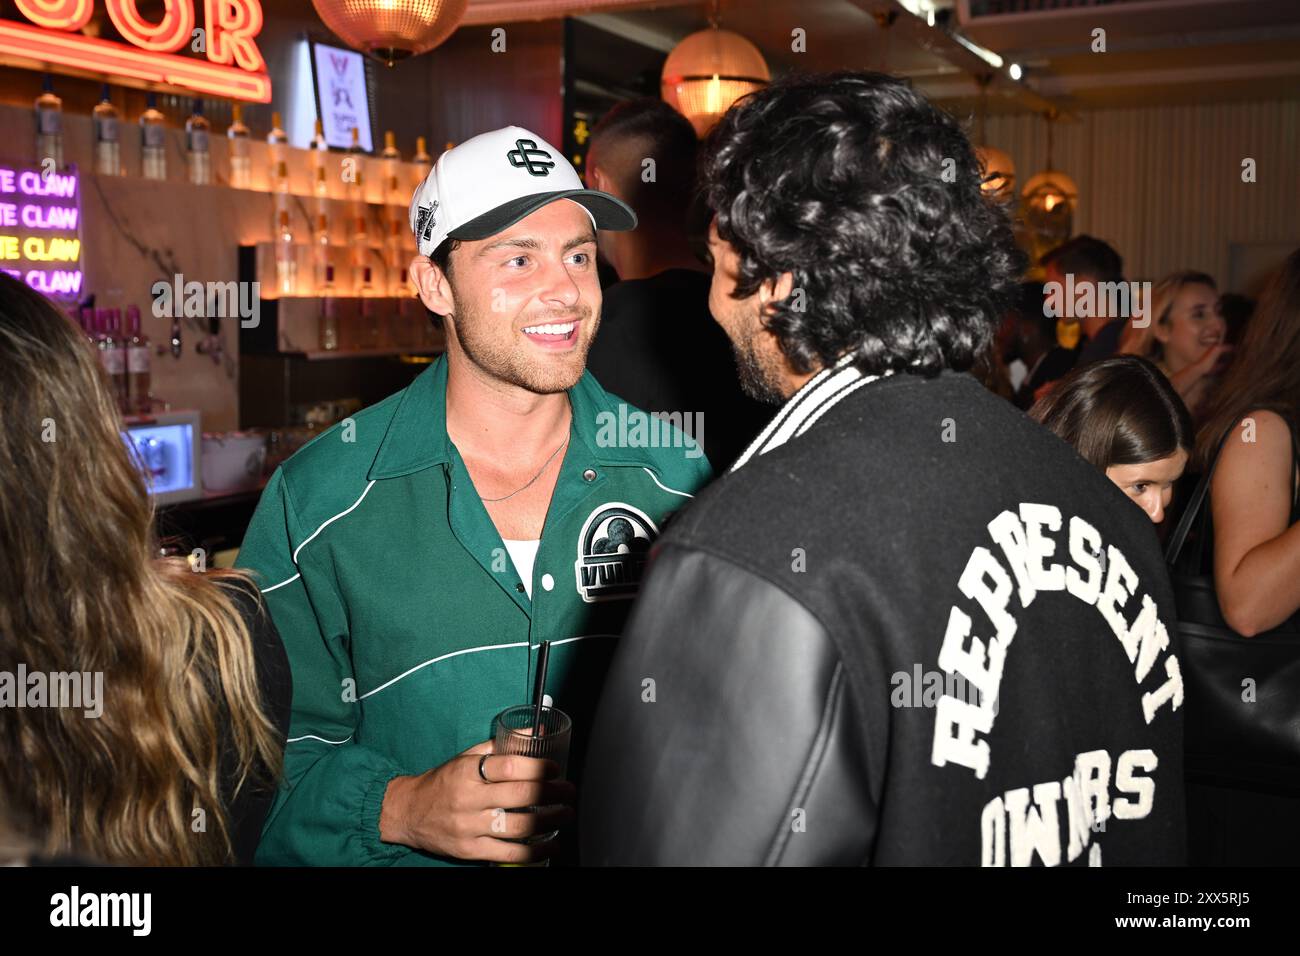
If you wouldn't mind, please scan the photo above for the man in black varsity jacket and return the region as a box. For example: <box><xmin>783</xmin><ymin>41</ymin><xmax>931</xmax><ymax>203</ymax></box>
<box><xmin>580</xmin><ymin>72</ymin><xmax>1186</xmax><ymax>867</ymax></box>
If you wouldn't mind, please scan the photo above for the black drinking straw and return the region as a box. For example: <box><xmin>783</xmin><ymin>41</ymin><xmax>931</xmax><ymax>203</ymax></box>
<box><xmin>530</xmin><ymin>641</ymin><xmax>551</xmax><ymax>738</ymax></box>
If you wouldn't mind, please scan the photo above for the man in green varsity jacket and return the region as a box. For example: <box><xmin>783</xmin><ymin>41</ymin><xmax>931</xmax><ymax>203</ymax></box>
<box><xmin>238</xmin><ymin>126</ymin><xmax>711</xmax><ymax>866</ymax></box>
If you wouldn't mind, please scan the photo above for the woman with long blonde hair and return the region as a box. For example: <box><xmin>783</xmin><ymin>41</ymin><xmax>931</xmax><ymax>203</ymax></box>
<box><xmin>0</xmin><ymin>274</ymin><xmax>288</xmax><ymax>865</ymax></box>
<box><xmin>1119</xmin><ymin>270</ymin><xmax>1231</xmax><ymax>420</ymax></box>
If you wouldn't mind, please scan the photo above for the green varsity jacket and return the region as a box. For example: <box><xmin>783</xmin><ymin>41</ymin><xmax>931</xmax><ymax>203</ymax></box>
<box><xmin>237</xmin><ymin>354</ymin><xmax>711</xmax><ymax>866</ymax></box>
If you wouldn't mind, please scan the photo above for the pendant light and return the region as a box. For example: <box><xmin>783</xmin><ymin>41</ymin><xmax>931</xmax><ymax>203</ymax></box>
<box><xmin>1021</xmin><ymin>110</ymin><xmax>1077</xmax><ymax>268</ymax></box>
<box><xmin>1021</xmin><ymin>110</ymin><xmax>1077</xmax><ymax>227</ymax></box>
<box><xmin>661</xmin><ymin>0</ymin><xmax>770</xmax><ymax>139</ymax></box>
<box><xmin>972</xmin><ymin>75</ymin><xmax>1016</xmax><ymax>201</ymax></box>
<box><xmin>310</xmin><ymin>0</ymin><xmax>469</xmax><ymax>66</ymax></box>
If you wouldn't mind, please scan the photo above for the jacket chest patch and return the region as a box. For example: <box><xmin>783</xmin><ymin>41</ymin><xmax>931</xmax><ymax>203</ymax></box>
<box><xmin>574</xmin><ymin>502</ymin><xmax>658</xmax><ymax>603</ymax></box>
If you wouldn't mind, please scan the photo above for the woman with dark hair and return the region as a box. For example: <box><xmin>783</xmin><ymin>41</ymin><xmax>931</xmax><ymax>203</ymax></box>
<box><xmin>0</xmin><ymin>273</ymin><xmax>290</xmax><ymax>865</ymax></box>
<box><xmin>1030</xmin><ymin>355</ymin><xmax>1194</xmax><ymax>524</ymax></box>
<box><xmin>1195</xmin><ymin>248</ymin><xmax>1300</xmax><ymax>637</ymax></box>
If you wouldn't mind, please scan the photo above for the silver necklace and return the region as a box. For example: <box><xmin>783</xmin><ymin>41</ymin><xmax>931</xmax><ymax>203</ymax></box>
<box><xmin>478</xmin><ymin>436</ymin><xmax>569</xmax><ymax>503</ymax></box>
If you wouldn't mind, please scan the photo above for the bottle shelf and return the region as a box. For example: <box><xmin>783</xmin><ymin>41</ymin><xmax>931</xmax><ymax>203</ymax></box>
<box><xmin>238</xmin><ymin>246</ymin><xmax>444</xmax><ymax>357</ymax></box>
<box><xmin>9</xmin><ymin>99</ymin><xmax>433</xmax><ymax>206</ymax></box>
<box><xmin>88</xmin><ymin>168</ymin><xmax>414</xmax><ymax>210</ymax></box>
<box><xmin>250</xmin><ymin>241</ymin><xmax>415</xmax><ymax>299</ymax></box>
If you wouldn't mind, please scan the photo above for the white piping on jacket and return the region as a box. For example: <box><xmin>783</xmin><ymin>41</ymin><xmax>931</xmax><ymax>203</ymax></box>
<box><xmin>260</xmin><ymin>481</ymin><xmax>377</xmax><ymax>594</ymax></box>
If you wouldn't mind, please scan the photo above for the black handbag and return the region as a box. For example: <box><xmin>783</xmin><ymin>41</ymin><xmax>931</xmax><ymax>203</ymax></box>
<box><xmin>1165</xmin><ymin>425</ymin><xmax>1300</xmax><ymax>793</ymax></box>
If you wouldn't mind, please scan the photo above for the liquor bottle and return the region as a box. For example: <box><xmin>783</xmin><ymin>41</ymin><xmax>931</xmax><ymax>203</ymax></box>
<box><xmin>185</xmin><ymin>99</ymin><xmax>211</xmax><ymax>185</ymax></box>
<box><xmin>343</xmin><ymin>126</ymin><xmax>368</xmax><ymax>291</ymax></box>
<box><xmin>227</xmin><ymin>103</ymin><xmax>252</xmax><ymax>188</ymax></box>
<box><xmin>348</xmin><ymin>126</ymin><xmax>367</xmax><ymax>202</ymax></box>
<box><xmin>310</xmin><ymin>118</ymin><xmax>330</xmax><ymax>200</ymax></box>
<box><xmin>350</xmin><ymin>188</ymin><xmax>368</xmax><ymax>240</ymax></box>
<box><xmin>386</xmin><ymin>218</ymin><xmax>408</xmax><ymax>296</ymax></box>
<box><xmin>359</xmin><ymin>266</ymin><xmax>380</xmax><ymax>348</ymax></box>
<box><xmin>268</xmin><ymin>110</ymin><xmax>289</xmax><ymax>215</ymax></box>
<box><xmin>267</xmin><ymin>110</ymin><xmax>288</xmax><ymax>166</ymax></box>
<box><xmin>125</xmin><ymin>305</ymin><xmax>151</xmax><ymax>414</ymax></box>
<box><xmin>97</xmin><ymin>309</ymin><xmax>127</xmax><ymax>413</ymax></box>
<box><xmin>35</xmin><ymin>75</ymin><xmax>63</xmax><ymax>169</ymax></box>
<box><xmin>313</xmin><ymin>212</ymin><xmax>331</xmax><ymax>293</ymax></box>
<box><xmin>319</xmin><ymin>265</ymin><xmax>338</xmax><ymax>351</ymax></box>
<box><xmin>92</xmin><ymin>84</ymin><xmax>120</xmax><ymax>176</ymax></box>
<box><xmin>79</xmin><ymin>307</ymin><xmax>95</xmax><ymax>343</ymax></box>
<box><xmin>310</xmin><ymin>117</ymin><xmax>329</xmax><ymax>152</ymax></box>
<box><xmin>140</xmin><ymin>93</ymin><xmax>167</xmax><ymax>181</ymax></box>
<box><xmin>275</xmin><ymin>209</ymin><xmax>297</xmax><ymax>295</ymax></box>
<box><xmin>381</xmin><ymin>130</ymin><xmax>402</xmax><ymax>205</ymax></box>
<box><xmin>413</xmin><ymin>135</ymin><xmax>432</xmax><ymax>172</ymax></box>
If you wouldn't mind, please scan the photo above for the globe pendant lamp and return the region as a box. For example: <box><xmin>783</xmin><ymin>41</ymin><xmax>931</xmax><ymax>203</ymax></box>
<box><xmin>1021</xmin><ymin>109</ymin><xmax>1077</xmax><ymax>259</ymax></box>
<box><xmin>975</xmin><ymin>145</ymin><xmax>1017</xmax><ymax>198</ymax></box>
<box><xmin>972</xmin><ymin>76</ymin><xmax>1015</xmax><ymax>201</ymax></box>
<box><xmin>661</xmin><ymin>3</ymin><xmax>770</xmax><ymax>139</ymax></box>
<box><xmin>310</xmin><ymin>0</ymin><xmax>469</xmax><ymax>66</ymax></box>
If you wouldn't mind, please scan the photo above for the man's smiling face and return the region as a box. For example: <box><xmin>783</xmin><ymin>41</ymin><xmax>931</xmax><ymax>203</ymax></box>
<box><xmin>437</xmin><ymin>200</ymin><xmax>601</xmax><ymax>394</ymax></box>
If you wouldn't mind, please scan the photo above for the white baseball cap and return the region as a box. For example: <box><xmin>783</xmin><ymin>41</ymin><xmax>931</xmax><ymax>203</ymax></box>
<box><xmin>409</xmin><ymin>125</ymin><xmax>637</xmax><ymax>258</ymax></box>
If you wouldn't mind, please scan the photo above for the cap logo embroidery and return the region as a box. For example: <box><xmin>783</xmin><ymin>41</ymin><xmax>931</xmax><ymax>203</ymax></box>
<box><xmin>507</xmin><ymin>139</ymin><xmax>556</xmax><ymax>177</ymax></box>
<box><xmin>415</xmin><ymin>200</ymin><xmax>439</xmax><ymax>244</ymax></box>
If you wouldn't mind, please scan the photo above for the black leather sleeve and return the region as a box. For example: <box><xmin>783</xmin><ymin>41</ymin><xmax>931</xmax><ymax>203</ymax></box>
<box><xmin>579</xmin><ymin>543</ymin><xmax>878</xmax><ymax>865</ymax></box>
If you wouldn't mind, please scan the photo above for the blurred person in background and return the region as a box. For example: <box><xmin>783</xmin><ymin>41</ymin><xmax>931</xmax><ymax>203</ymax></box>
<box><xmin>584</xmin><ymin>98</ymin><xmax>768</xmax><ymax>470</ymax></box>
<box><xmin>0</xmin><ymin>273</ymin><xmax>289</xmax><ymax>866</ymax></box>
<box><xmin>1120</xmin><ymin>271</ymin><xmax>1231</xmax><ymax>422</ymax></box>
<box><xmin>1040</xmin><ymin>234</ymin><xmax>1127</xmax><ymax>368</ymax></box>
<box><xmin>999</xmin><ymin>281</ymin><xmax>1074</xmax><ymax>409</ymax></box>
<box><xmin>1030</xmin><ymin>355</ymin><xmax>1193</xmax><ymax>525</ymax></box>
<box><xmin>1176</xmin><ymin>250</ymin><xmax>1300</xmax><ymax>866</ymax></box>
<box><xmin>1218</xmin><ymin>292</ymin><xmax>1254</xmax><ymax>346</ymax></box>
<box><xmin>1196</xmin><ymin>250</ymin><xmax>1300</xmax><ymax>638</ymax></box>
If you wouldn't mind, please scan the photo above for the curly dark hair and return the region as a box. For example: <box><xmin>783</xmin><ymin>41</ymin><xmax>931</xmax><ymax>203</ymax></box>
<box><xmin>701</xmin><ymin>71</ymin><xmax>1025</xmax><ymax>377</ymax></box>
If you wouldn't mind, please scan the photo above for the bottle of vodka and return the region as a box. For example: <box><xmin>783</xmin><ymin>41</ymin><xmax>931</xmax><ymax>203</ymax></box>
<box><xmin>319</xmin><ymin>265</ymin><xmax>338</xmax><ymax>351</ymax></box>
<box><xmin>227</xmin><ymin>102</ymin><xmax>252</xmax><ymax>188</ymax></box>
<box><xmin>140</xmin><ymin>93</ymin><xmax>167</xmax><ymax>181</ymax></box>
<box><xmin>275</xmin><ymin>210</ymin><xmax>297</xmax><ymax>295</ymax></box>
<box><xmin>92</xmin><ymin>84</ymin><xmax>120</xmax><ymax>176</ymax></box>
<box><xmin>310</xmin><ymin>118</ymin><xmax>330</xmax><ymax>200</ymax></box>
<box><xmin>34</xmin><ymin>75</ymin><xmax>63</xmax><ymax>169</ymax></box>
<box><xmin>125</xmin><ymin>305</ymin><xmax>151</xmax><ymax>414</ymax></box>
<box><xmin>185</xmin><ymin>99</ymin><xmax>211</xmax><ymax>185</ymax></box>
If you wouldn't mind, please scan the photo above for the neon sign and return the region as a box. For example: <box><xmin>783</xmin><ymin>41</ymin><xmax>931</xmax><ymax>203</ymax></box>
<box><xmin>0</xmin><ymin>1</ymin><xmax>270</xmax><ymax>103</ymax></box>
<box><xmin>0</xmin><ymin>163</ymin><xmax>84</xmax><ymax>297</ymax></box>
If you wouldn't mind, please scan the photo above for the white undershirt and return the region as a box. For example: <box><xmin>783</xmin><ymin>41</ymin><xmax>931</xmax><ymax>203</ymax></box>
<box><xmin>502</xmin><ymin>538</ymin><xmax>541</xmax><ymax>598</ymax></box>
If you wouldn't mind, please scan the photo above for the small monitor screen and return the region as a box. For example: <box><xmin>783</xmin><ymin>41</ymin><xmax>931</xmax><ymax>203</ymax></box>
<box><xmin>311</xmin><ymin>41</ymin><xmax>374</xmax><ymax>152</ymax></box>
<box><xmin>123</xmin><ymin>423</ymin><xmax>195</xmax><ymax>497</ymax></box>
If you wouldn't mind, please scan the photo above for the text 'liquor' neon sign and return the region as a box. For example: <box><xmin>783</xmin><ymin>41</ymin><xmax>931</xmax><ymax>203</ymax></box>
<box><xmin>0</xmin><ymin>1</ymin><xmax>271</xmax><ymax>103</ymax></box>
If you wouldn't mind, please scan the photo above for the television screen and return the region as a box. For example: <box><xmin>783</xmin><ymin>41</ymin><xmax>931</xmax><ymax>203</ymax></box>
<box><xmin>310</xmin><ymin>41</ymin><xmax>374</xmax><ymax>152</ymax></box>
